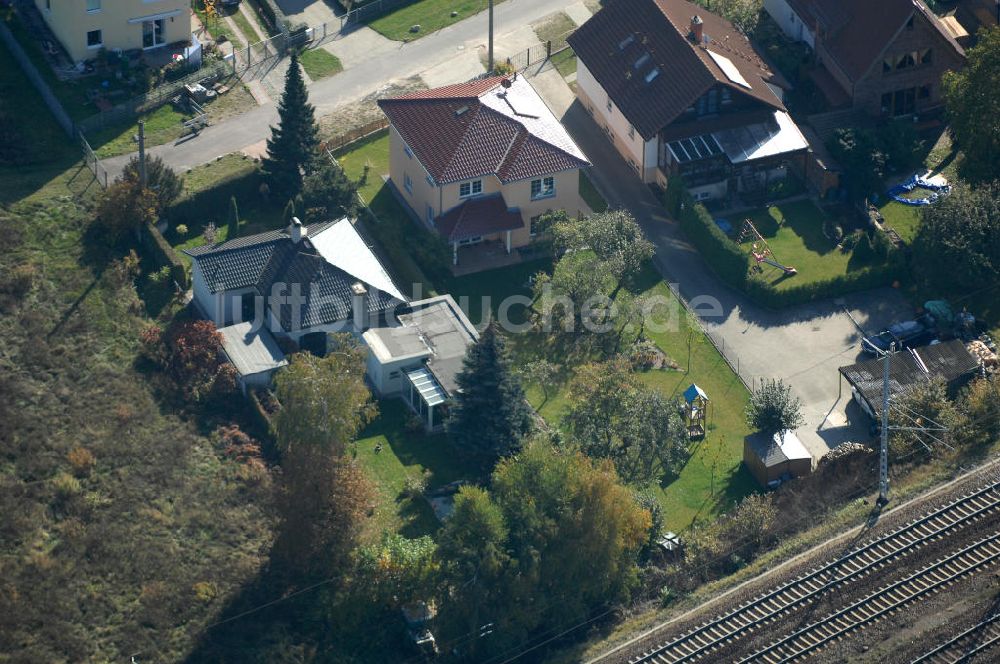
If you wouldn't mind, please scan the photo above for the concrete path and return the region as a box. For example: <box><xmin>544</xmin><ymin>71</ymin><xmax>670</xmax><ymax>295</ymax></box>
<box><xmin>563</xmin><ymin>1</ymin><xmax>594</xmax><ymax>26</ymax></box>
<box><xmin>527</xmin><ymin>66</ymin><xmax>912</xmax><ymax>459</ymax></box>
<box><xmin>102</xmin><ymin>0</ymin><xmax>586</xmax><ymax>177</ymax></box>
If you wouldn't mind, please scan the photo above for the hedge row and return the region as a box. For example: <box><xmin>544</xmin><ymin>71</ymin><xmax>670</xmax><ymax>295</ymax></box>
<box><xmin>141</xmin><ymin>223</ymin><xmax>189</xmax><ymax>289</ymax></box>
<box><xmin>670</xmin><ymin>178</ymin><xmax>751</xmax><ymax>290</ymax></box>
<box><xmin>665</xmin><ymin>176</ymin><xmax>905</xmax><ymax>308</ymax></box>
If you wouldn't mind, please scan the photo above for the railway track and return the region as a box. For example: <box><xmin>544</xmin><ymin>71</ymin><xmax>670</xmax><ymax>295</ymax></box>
<box><xmin>629</xmin><ymin>482</ymin><xmax>1000</xmax><ymax>664</ymax></box>
<box><xmin>911</xmin><ymin>612</ymin><xmax>1000</xmax><ymax>664</ymax></box>
<box><xmin>740</xmin><ymin>532</ymin><xmax>1000</xmax><ymax>663</ymax></box>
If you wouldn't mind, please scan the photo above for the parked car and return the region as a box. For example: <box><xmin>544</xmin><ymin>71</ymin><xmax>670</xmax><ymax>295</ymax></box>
<box><xmin>861</xmin><ymin>317</ymin><xmax>936</xmax><ymax>356</ymax></box>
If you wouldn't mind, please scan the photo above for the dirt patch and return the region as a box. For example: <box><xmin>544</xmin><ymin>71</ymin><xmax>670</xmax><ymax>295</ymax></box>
<box><xmin>317</xmin><ymin>76</ymin><xmax>425</xmax><ymax>142</ymax></box>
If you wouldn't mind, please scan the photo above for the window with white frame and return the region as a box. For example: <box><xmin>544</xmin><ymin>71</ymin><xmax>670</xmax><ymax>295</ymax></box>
<box><xmin>86</xmin><ymin>29</ymin><xmax>102</xmax><ymax>47</ymax></box>
<box><xmin>404</xmin><ymin>145</ymin><xmax>413</xmax><ymax>159</ymax></box>
<box><xmin>404</xmin><ymin>173</ymin><xmax>413</xmax><ymax>194</ymax></box>
<box><xmin>627</xmin><ymin>124</ymin><xmax>635</xmax><ymax>140</ymax></box>
<box><xmin>459</xmin><ymin>179</ymin><xmax>482</xmax><ymax>198</ymax></box>
<box><xmin>530</xmin><ymin>176</ymin><xmax>555</xmax><ymax>200</ymax></box>
<box><xmin>606</xmin><ymin>96</ymin><xmax>613</xmax><ymax>113</ymax></box>
<box><xmin>426</xmin><ymin>204</ymin><xmax>434</xmax><ymax>224</ymax></box>
<box><xmin>86</xmin><ymin>0</ymin><xmax>101</xmax><ymax>12</ymax></box>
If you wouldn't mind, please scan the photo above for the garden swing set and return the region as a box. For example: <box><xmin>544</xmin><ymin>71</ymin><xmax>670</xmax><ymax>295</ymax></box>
<box><xmin>738</xmin><ymin>218</ymin><xmax>797</xmax><ymax>276</ymax></box>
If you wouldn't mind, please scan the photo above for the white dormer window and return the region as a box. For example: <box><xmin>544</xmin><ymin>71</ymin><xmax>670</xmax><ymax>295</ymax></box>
<box><xmin>530</xmin><ymin>176</ymin><xmax>555</xmax><ymax>200</ymax></box>
<box><xmin>459</xmin><ymin>179</ymin><xmax>482</xmax><ymax>198</ymax></box>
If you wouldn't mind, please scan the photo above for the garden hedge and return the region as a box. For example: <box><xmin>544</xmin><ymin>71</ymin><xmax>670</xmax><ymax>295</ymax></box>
<box><xmin>141</xmin><ymin>222</ymin><xmax>189</xmax><ymax>289</ymax></box>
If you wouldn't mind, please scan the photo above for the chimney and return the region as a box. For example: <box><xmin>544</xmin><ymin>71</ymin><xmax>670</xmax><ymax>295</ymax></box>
<box><xmin>351</xmin><ymin>282</ymin><xmax>368</xmax><ymax>331</ymax></box>
<box><xmin>289</xmin><ymin>217</ymin><xmax>306</xmax><ymax>244</ymax></box>
<box><xmin>690</xmin><ymin>15</ymin><xmax>704</xmax><ymax>44</ymax></box>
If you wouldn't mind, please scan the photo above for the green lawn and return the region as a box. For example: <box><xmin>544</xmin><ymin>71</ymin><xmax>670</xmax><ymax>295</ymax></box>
<box><xmin>580</xmin><ymin>170</ymin><xmax>607</xmax><ymax>213</ymax></box>
<box><xmin>229</xmin><ymin>5</ymin><xmax>263</xmax><ymax>44</ymax></box>
<box><xmin>367</xmin><ymin>0</ymin><xmax>506</xmax><ymax>42</ymax></box>
<box><xmin>89</xmin><ymin>104</ymin><xmax>188</xmax><ymax>158</ymax></box>
<box><xmin>354</xmin><ymin>401</ymin><xmax>481</xmax><ymax>537</ymax></box>
<box><xmin>167</xmin><ymin>154</ymin><xmax>284</xmax><ymax>262</ymax></box>
<box><xmin>551</xmin><ymin>48</ymin><xmax>578</xmax><ymax>78</ymax></box>
<box><xmin>298</xmin><ymin>48</ymin><xmax>343</xmax><ymax>80</ymax></box>
<box><xmin>740</xmin><ymin>200</ymin><xmax>883</xmax><ymax>289</ymax></box>
<box><xmin>878</xmin><ymin>201</ymin><xmax>922</xmax><ymax>243</ymax></box>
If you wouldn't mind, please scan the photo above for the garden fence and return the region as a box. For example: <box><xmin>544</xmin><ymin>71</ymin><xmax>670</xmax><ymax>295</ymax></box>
<box><xmin>0</xmin><ymin>20</ymin><xmax>74</xmax><ymax>137</ymax></box>
<box><xmin>75</xmin><ymin>60</ymin><xmax>230</xmax><ymax>135</ymax></box>
<box><xmin>79</xmin><ymin>132</ymin><xmax>110</xmax><ymax>189</ymax></box>
<box><xmin>324</xmin><ymin>118</ymin><xmax>390</xmax><ymax>152</ymax></box>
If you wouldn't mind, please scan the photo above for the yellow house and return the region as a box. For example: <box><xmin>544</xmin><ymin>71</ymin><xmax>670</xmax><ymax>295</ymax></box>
<box><xmin>378</xmin><ymin>75</ymin><xmax>591</xmax><ymax>272</ymax></box>
<box><xmin>35</xmin><ymin>0</ymin><xmax>191</xmax><ymax>63</ymax></box>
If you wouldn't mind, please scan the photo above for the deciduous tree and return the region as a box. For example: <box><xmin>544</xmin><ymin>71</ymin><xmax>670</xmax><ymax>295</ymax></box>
<box><xmin>943</xmin><ymin>27</ymin><xmax>1000</xmax><ymax>183</ymax></box>
<box><xmin>446</xmin><ymin>323</ymin><xmax>534</xmax><ymax>463</ymax></box>
<box><xmin>553</xmin><ymin>209</ymin><xmax>654</xmax><ymax>292</ymax></box>
<box><xmin>746</xmin><ymin>378</ymin><xmax>804</xmax><ymax>435</ymax></box>
<box><xmin>563</xmin><ymin>359</ymin><xmax>689</xmax><ymax>484</ymax></box>
<box><xmin>271</xmin><ymin>336</ymin><xmax>377</xmax><ymax>579</ymax></box>
<box><xmin>912</xmin><ymin>182</ymin><xmax>1000</xmax><ymax>293</ymax></box>
<box><xmin>94</xmin><ymin>180</ymin><xmax>158</xmax><ymax>242</ymax></box>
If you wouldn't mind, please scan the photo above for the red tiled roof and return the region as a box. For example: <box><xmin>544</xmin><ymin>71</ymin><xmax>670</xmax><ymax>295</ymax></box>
<box><xmin>568</xmin><ymin>0</ymin><xmax>784</xmax><ymax>141</ymax></box>
<box><xmin>789</xmin><ymin>0</ymin><xmax>964</xmax><ymax>82</ymax></box>
<box><xmin>378</xmin><ymin>77</ymin><xmax>589</xmax><ymax>184</ymax></box>
<box><xmin>435</xmin><ymin>195</ymin><xmax>525</xmax><ymax>242</ymax></box>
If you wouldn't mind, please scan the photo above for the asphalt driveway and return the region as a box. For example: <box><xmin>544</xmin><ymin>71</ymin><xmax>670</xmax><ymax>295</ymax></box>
<box><xmin>538</xmin><ymin>70</ymin><xmax>912</xmax><ymax>458</ymax></box>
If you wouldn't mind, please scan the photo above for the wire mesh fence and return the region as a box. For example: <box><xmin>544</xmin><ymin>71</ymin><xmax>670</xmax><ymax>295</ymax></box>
<box><xmin>79</xmin><ymin>132</ymin><xmax>110</xmax><ymax>189</ymax></box>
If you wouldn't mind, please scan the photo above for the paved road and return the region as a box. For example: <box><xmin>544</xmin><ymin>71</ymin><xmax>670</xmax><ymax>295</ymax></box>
<box><xmin>102</xmin><ymin>0</ymin><xmax>584</xmax><ymax>176</ymax></box>
<box><xmin>528</xmin><ymin>66</ymin><xmax>912</xmax><ymax>458</ymax></box>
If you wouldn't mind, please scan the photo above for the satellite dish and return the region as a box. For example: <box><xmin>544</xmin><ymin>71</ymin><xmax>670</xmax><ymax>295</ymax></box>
<box><xmin>500</xmin><ymin>78</ymin><xmax>512</xmax><ymax>88</ymax></box>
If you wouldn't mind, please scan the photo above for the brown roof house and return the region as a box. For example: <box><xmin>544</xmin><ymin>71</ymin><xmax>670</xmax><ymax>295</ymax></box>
<box><xmin>378</xmin><ymin>76</ymin><xmax>591</xmax><ymax>272</ymax></box>
<box><xmin>569</xmin><ymin>0</ymin><xmax>809</xmax><ymax>202</ymax></box>
<box><xmin>763</xmin><ymin>0</ymin><xmax>966</xmax><ymax>115</ymax></box>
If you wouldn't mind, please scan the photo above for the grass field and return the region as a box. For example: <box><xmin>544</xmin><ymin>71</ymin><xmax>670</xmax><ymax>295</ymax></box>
<box><xmin>740</xmin><ymin>200</ymin><xmax>883</xmax><ymax>289</ymax></box>
<box><xmin>879</xmin><ymin>201</ymin><xmax>922</xmax><ymax>243</ymax></box>
<box><xmin>298</xmin><ymin>49</ymin><xmax>343</xmax><ymax>80</ymax></box>
<box><xmin>367</xmin><ymin>0</ymin><xmax>506</xmax><ymax>42</ymax></box>
<box><xmin>0</xmin><ymin>46</ymin><xmax>273</xmax><ymax>663</ymax></box>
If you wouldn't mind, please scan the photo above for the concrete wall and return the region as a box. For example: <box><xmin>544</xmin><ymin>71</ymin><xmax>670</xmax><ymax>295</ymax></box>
<box><xmin>576</xmin><ymin>59</ymin><xmax>658</xmax><ymax>182</ymax></box>
<box><xmin>388</xmin><ymin>125</ymin><xmax>584</xmax><ymax>251</ymax></box>
<box><xmin>763</xmin><ymin>0</ymin><xmax>815</xmax><ymax>47</ymax></box>
<box><xmin>36</xmin><ymin>0</ymin><xmax>189</xmax><ymax>63</ymax></box>
<box><xmin>366</xmin><ymin>353</ymin><xmax>426</xmax><ymax>397</ymax></box>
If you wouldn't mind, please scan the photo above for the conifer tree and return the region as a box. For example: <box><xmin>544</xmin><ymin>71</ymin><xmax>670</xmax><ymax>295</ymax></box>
<box><xmin>227</xmin><ymin>196</ymin><xmax>239</xmax><ymax>239</ymax></box>
<box><xmin>446</xmin><ymin>323</ymin><xmax>533</xmax><ymax>463</ymax></box>
<box><xmin>263</xmin><ymin>52</ymin><xmax>319</xmax><ymax>197</ymax></box>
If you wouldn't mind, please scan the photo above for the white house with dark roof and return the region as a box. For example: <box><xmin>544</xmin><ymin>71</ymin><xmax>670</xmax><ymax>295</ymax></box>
<box><xmin>184</xmin><ymin>217</ymin><xmax>407</xmax><ymax>356</ymax></box>
<box><xmin>378</xmin><ymin>75</ymin><xmax>591</xmax><ymax>270</ymax></box>
<box><xmin>185</xmin><ymin>219</ymin><xmax>480</xmax><ymax>419</ymax></box>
